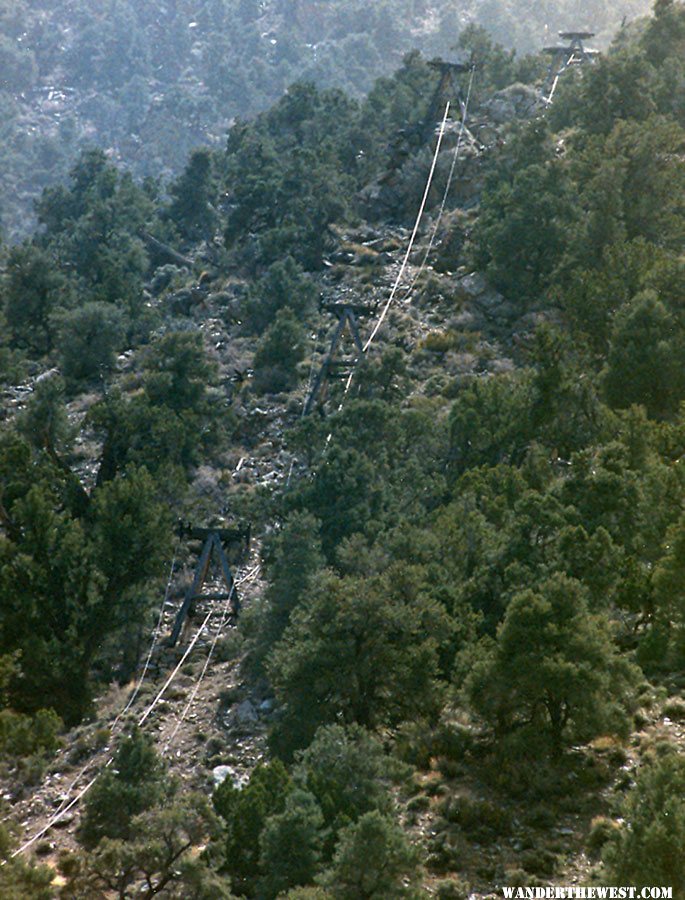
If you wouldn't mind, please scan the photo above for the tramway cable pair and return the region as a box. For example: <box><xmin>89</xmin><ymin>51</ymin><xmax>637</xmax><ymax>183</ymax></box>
<box><xmin>305</xmin><ymin>28</ymin><xmax>596</xmax><ymax>427</ymax></box>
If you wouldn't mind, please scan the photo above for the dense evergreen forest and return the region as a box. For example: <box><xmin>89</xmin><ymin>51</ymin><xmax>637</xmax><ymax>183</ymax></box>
<box><xmin>2</xmin><ymin>0</ymin><xmax>685</xmax><ymax>896</ymax></box>
<box><xmin>0</xmin><ymin>0</ymin><xmax>650</xmax><ymax>240</ymax></box>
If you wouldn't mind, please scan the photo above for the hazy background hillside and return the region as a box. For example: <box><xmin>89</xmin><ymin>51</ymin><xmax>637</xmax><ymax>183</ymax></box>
<box><xmin>3</xmin><ymin>0</ymin><xmax>685</xmax><ymax>894</ymax></box>
<box><xmin>1</xmin><ymin>0</ymin><xmax>650</xmax><ymax>240</ymax></box>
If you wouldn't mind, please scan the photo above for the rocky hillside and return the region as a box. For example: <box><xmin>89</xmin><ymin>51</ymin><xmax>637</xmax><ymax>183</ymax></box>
<box><xmin>2</xmin><ymin>3</ymin><xmax>685</xmax><ymax>896</ymax></box>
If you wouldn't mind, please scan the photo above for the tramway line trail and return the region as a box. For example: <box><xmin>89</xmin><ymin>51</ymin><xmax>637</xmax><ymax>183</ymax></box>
<box><xmin>10</xmin><ymin>562</ymin><xmax>263</xmax><ymax>859</ymax></box>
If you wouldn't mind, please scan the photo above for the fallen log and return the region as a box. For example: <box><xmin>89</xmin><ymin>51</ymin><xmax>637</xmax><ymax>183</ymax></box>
<box><xmin>139</xmin><ymin>231</ymin><xmax>194</xmax><ymax>268</ymax></box>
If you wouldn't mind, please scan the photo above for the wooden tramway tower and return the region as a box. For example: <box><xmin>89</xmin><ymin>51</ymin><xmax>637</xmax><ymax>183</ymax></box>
<box><xmin>542</xmin><ymin>31</ymin><xmax>599</xmax><ymax>104</ymax></box>
<box><xmin>386</xmin><ymin>57</ymin><xmax>471</xmax><ymax>174</ymax></box>
<box><xmin>303</xmin><ymin>301</ymin><xmax>376</xmax><ymax>416</ymax></box>
<box><xmin>423</xmin><ymin>58</ymin><xmax>472</xmax><ymax>138</ymax></box>
<box><xmin>168</xmin><ymin>521</ymin><xmax>251</xmax><ymax>646</ymax></box>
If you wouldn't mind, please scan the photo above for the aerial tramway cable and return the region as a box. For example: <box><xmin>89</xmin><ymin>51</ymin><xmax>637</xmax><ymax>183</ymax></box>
<box><xmin>14</xmin><ymin>547</ymin><xmax>181</xmax><ymax>838</ymax></box>
<box><xmin>119</xmin><ymin>545</ymin><xmax>179</xmax><ymax>721</ymax></box>
<box><xmin>137</xmin><ymin>606</ymin><xmax>216</xmax><ymax>728</ymax></box>
<box><xmin>163</xmin><ymin>564</ymin><xmax>260</xmax><ymax>751</ymax></box>
<box><xmin>545</xmin><ymin>72</ymin><xmax>562</xmax><ymax>105</ymax></box>
<box><xmin>318</xmin><ymin>101</ymin><xmax>452</xmax><ymax>452</ymax></box>
<box><xmin>324</xmin><ymin>73</ymin><xmax>477</xmax><ymax>440</ymax></box>
<box><xmin>361</xmin><ymin>100</ymin><xmax>452</xmax><ymax>354</ymax></box>
<box><xmin>10</xmin><ymin>564</ymin><xmax>259</xmax><ymax>859</ymax></box>
<box><xmin>398</xmin><ymin>65</ymin><xmax>476</xmax><ymax>302</ymax></box>
<box><xmin>137</xmin><ymin>565</ymin><xmax>257</xmax><ymax>729</ymax></box>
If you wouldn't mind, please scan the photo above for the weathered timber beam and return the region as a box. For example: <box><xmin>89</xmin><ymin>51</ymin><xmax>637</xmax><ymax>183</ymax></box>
<box><xmin>139</xmin><ymin>231</ymin><xmax>194</xmax><ymax>268</ymax></box>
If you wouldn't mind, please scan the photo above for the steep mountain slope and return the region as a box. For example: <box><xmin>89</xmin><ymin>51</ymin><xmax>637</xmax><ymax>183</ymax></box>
<box><xmin>2</xmin><ymin>3</ymin><xmax>685</xmax><ymax>896</ymax></box>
